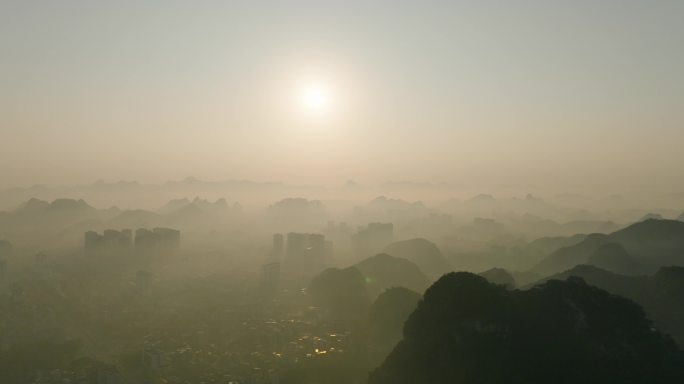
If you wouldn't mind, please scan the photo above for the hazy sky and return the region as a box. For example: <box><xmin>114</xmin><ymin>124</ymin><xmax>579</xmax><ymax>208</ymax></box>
<box><xmin>1</xmin><ymin>1</ymin><xmax>683</xmax><ymax>192</ymax></box>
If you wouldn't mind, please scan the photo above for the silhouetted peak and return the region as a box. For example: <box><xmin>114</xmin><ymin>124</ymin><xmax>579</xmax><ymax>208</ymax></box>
<box><xmin>371</xmin><ymin>271</ymin><xmax>684</xmax><ymax>383</ymax></box>
<box><xmin>584</xmin><ymin>232</ymin><xmax>609</xmax><ymax>243</ymax></box>
<box><xmin>639</xmin><ymin>213</ymin><xmax>664</xmax><ymax>221</ymax></box>
<box><xmin>423</xmin><ymin>271</ymin><xmax>496</xmax><ymax>303</ymax></box>
<box><xmin>615</xmin><ymin>218</ymin><xmax>684</xmax><ymax>238</ymax></box>
<box><xmin>173</xmin><ymin>198</ymin><xmax>192</xmax><ymax>205</ymax></box>
<box><xmin>47</xmin><ymin>198</ymin><xmax>93</xmax><ymax>211</ymax></box>
<box><xmin>466</xmin><ymin>194</ymin><xmax>496</xmax><ymax>205</ymax></box>
<box><xmin>367</xmin><ymin>286</ymin><xmax>421</xmax><ymax>348</ymax></box>
<box><xmin>15</xmin><ymin>198</ymin><xmax>49</xmax><ymax>212</ymax></box>
<box><xmin>271</xmin><ymin>197</ymin><xmax>323</xmax><ymax>209</ymax></box>
<box><xmin>479</xmin><ymin>268</ymin><xmax>516</xmax><ymax>288</ymax></box>
<box><xmin>172</xmin><ymin>202</ymin><xmax>205</xmax><ymax>217</ymax></box>
<box><xmin>355</xmin><ymin>253</ymin><xmax>429</xmax><ymax>297</ymax></box>
<box><xmin>652</xmin><ymin>267</ymin><xmax>684</xmax><ymax>301</ymax></box>
<box><xmin>372</xmin><ymin>286</ymin><xmax>421</xmax><ymax>306</ymax></box>
<box><xmin>566</xmin><ymin>263</ymin><xmax>613</xmax><ymax>275</ymax></box>
<box><xmin>368</xmin><ymin>196</ymin><xmax>426</xmax><ymax>209</ymax></box>
<box><xmin>587</xmin><ymin>243</ymin><xmax>639</xmax><ymax>275</ymax></box>
<box><xmin>591</xmin><ymin>242</ymin><xmax>629</xmax><ymax>257</ymax></box>
<box><xmin>385</xmin><ymin>238</ymin><xmax>452</xmax><ymax>279</ymax></box>
<box><xmin>158</xmin><ymin>198</ymin><xmax>191</xmax><ymax>214</ymax></box>
<box><xmin>359</xmin><ymin>252</ymin><xmax>399</xmax><ymax>264</ymax></box>
<box><xmin>160</xmin><ymin>197</ymin><xmax>230</xmax><ymax>216</ymax></box>
<box><xmin>564</xmin><ymin>275</ymin><xmax>587</xmax><ymax>286</ymax></box>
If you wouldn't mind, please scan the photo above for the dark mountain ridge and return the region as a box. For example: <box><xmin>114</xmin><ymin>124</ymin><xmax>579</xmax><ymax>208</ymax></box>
<box><xmin>369</xmin><ymin>272</ymin><xmax>684</xmax><ymax>384</ymax></box>
<box><xmin>533</xmin><ymin>219</ymin><xmax>684</xmax><ymax>276</ymax></box>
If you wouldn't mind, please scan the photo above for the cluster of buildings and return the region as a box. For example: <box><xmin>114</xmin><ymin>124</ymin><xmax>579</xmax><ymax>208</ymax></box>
<box><xmin>263</xmin><ymin>232</ymin><xmax>334</xmax><ymax>291</ymax></box>
<box><xmin>264</xmin><ymin>223</ymin><xmax>393</xmax><ymax>291</ymax></box>
<box><xmin>30</xmin><ymin>363</ymin><xmax>124</xmax><ymax>384</ymax></box>
<box><xmin>141</xmin><ymin>305</ymin><xmax>352</xmax><ymax>384</ymax></box>
<box><xmin>84</xmin><ymin>228</ymin><xmax>180</xmax><ymax>256</ymax></box>
<box><xmin>271</xmin><ymin>233</ymin><xmax>333</xmax><ymax>263</ymax></box>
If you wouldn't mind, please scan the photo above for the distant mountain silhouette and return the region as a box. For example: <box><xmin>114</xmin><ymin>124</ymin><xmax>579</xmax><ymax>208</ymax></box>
<box><xmin>268</xmin><ymin>198</ymin><xmax>329</xmax><ymax>231</ymax></box>
<box><xmin>533</xmin><ymin>219</ymin><xmax>684</xmax><ymax>276</ymax></box>
<box><xmin>109</xmin><ymin>209</ymin><xmax>162</xmax><ymax>229</ymax></box>
<box><xmin>14</xmin><ymin>198</ymin><xmax>94</xmax><ymax>214</ymax></box>
<box><xmin>168</xmin><ymin>202</ymin><xmax>206</xmax><ymax>221</ymax></box>
<box><xmin>159</xmin><ymin>197</ymin><xmax>230</xmax><ymax>216</ymax></box>
<box><xmin>587</xmin><ymin>243</ymin><xmax>640</xmax><ymax>275</ymax></box>
<box><xmin>367</xmin><ymin>287</ymin><xmax>421</xmax><ymax>364</ymax></box>
<box><xmin>14</xmin><ymin>198</ymin><xmax>50</xmax><ymax>213</ymax></box>
<box><xmin>47</xmin><ymin>198</ymin><xmax>95</xmax><ymax>212</ymax></box>
<box><xmin>678</xmin><ymin>212</ymin><xmax>684</xmax><ymax>221</ymax></box>
<box><xmin>526</xmin><ymin>264</ymin><xmax>645</xmax><ymax>299</ymax></box>
<box><xmin>640</xmin><ymin>212</ymin><xmax>664</xmax><ymax>221</ymax></box>
<box><xmin>369</xmin><ymin>272</ymin><xmax>684</xmax><ymax>384</ymax></box>
<box><xmin>533</xmin><ymin>233</ymin><xmax>609</xmax><ymax>276</ymax></box>
<box><xmin>527</xmin><ymin>234</ymin><xmax>587</xmax><ymax>255</ymax></box>
<box><xmin>271</xmin><ymin>197</ymin><xmax>324</xmax><ymax>211</ymax></box>
<box><xmin>461</xmin><ymin>217</ymin><xmax>506</xmax><ymax>237</ymax></box>
<box><xmin>384</xmin><ymin>238</ymin><xmax>452</xmax><ymax>279</ymax></box>
<box><xmin>4</xmin><ymin>198</ymin><xmax>101</xmax><ymax>228</ymax></box>
<box><xmin>561</xmin><ymin>220</ymin><xmax>618</xmax><ymax>234</ymax></box>
<box><xmin>367</xmin><ymin>196</ymin><xmax>427</xmax><ymax>211</ymax></box>
<box><xmin>512</xmin><ymin>217</ymin><xmax>616</xmax><ymax>239</ymax></box>
<box><xmin>158</xmin><ymin>198</ymin><xmax>192</xmax><ymax>214</ymax></box>
<box><xmin>531</xmin><ymin>264</ymin><xmax>684</xmax><ymax>347</ymax></box>
<box><xmin>354</xmin><ymin>254</ymin><xmax>429</xmax><ymax>299</ymax></box>
<box><xmin>478</xmin><ymin>267</ymin><xmax>516</xmax><ymax>288</ymax></box>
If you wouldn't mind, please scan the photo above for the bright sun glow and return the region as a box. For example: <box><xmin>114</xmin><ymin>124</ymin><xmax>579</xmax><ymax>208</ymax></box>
<box><xmin>299</xmin><ymin>83</ymin><xmax>332</xmax><ymax>115</ymax></box>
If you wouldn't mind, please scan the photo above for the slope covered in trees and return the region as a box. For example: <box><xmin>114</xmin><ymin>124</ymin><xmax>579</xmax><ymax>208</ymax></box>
<box><xmin>369</xmin><ymin>272</ymin><xmax>684</xmax><ymax>384</ymax></box>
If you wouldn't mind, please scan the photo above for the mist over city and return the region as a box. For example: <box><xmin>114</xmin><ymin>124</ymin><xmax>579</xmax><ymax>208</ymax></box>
<box><xmin>2</xmin><ymin>1</ymin><xmax>684</xmax><ymax>383</ymax></box>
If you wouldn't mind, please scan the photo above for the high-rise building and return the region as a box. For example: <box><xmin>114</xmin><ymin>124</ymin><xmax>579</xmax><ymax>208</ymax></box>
<box><xmin>272</xmin><ymin>233</ymin><xmax>284</xmax><ymax>260</ymax></box>
<box><xmin>85</xmin><ymin>227</ymin><xmax>180</xmax><ymax>256</ymax></box>
<box><xmin>285</xmin><ymin>232</ymin><xmax>330</xmax><ymax>261</ymax></box>
<box><xmin>153</xmin><ymin>227</ymin><xmax>181</xmax><ymax>253</ymax></box>
<box><xmin>134</xmin><ymin>227</ymin><xmax>181</xmax><ymax>256</ymax></box>
<box><xmin>85</xmin><ymin>229</ymin><xmax>133</xmax><ymax>255</ymax></box>
<box><xmin>286</xmin><ymin>233</ymin><xmax>307</xmax><ymax>259</ymax></box>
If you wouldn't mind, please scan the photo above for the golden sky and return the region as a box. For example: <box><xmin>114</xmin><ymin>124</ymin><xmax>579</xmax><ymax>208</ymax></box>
<box><xmin>1</xmin><ymin>1</ymin><xmax>683</xmax><ymax>192</ymax></box>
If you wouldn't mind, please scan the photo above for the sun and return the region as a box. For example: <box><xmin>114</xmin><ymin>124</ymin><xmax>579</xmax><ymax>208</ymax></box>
<box><xmin>299</xmin><ymin>83</ymin><xmax>332</xmax><ymax>115</ymax></box>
